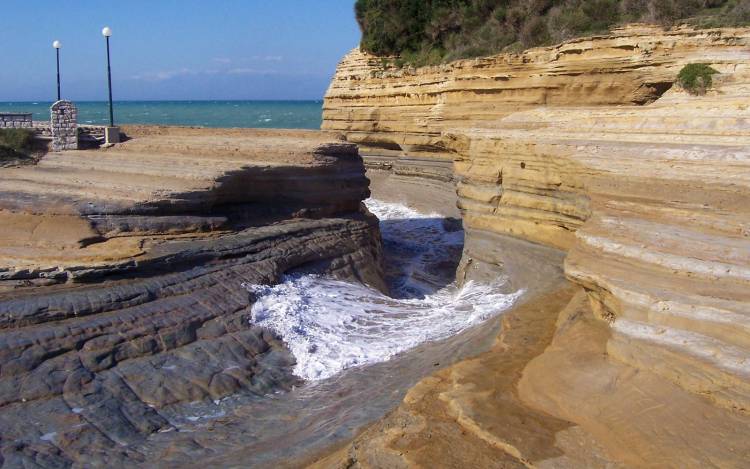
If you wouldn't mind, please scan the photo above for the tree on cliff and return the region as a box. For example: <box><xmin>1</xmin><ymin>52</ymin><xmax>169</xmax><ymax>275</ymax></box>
<box><xmin>354</xmin><ymin>0</ymin><xmax>750</xmax><ymax>65</ymax></box>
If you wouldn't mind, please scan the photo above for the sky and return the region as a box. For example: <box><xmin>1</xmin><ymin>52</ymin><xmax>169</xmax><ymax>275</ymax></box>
<box><xmin>0</xmin><ymin>0</ymin><xmax>361</xmax><ymax>101</ymax></box>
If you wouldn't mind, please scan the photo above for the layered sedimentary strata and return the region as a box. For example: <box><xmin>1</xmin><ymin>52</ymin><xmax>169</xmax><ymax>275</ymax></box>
<box><xmin>449</xmin><ymin>75</ymin><xmax>750</xmax><ymax>465</ymax></box>
<box><xmin>0</xmin><ymin>129</ymin><xmax>383</xmax><ymax>466</ymax></box>
<box><xmin>456</xmin><ymin>72</ymin><xmax>750</xmax><ymax>412</ymax></box>
<box><xmin>0</xmin><ymin>129</ymin><xmax>374</xmax><ymax>280</ymax></box>
<box><xmin>323</xmin><ymin>25</ymin><xmax>750</xmax><ymax>159</ymax></box>
<box><xmin>316</xmin><ymin>25</ymin><xmax>750</xmax><ymax>468</ymax></box>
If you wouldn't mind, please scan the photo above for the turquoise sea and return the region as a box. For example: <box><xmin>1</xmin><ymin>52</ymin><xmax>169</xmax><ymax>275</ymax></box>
<box><xmin>0</xmin><ymin>100</ymin><xmax>323</xmax><ymax>129</ymax></box>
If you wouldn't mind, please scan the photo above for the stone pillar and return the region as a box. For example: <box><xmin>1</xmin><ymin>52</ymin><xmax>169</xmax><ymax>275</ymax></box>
<box><xmin>104</xmin><ymin>126</ymin><xmax>120</xmax><ymax>145</ymax></box>
<box><xmin>50</xmin><ymin>100</ymin><xmax>78</xmax><ymax>151</ymax></box>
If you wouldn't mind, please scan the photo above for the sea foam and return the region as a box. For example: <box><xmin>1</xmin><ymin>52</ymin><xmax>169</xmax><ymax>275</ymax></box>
<box><xmin>245</xmin><ymin>199</ymin><xmax>523</xmax><ymax>381</ymax></box>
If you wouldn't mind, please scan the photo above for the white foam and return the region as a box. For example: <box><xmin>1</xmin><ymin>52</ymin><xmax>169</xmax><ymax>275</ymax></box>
<box><xmin>245</xmin><ymin>199</ymin><xmax>523</xmax><ymax>381</ymax></box>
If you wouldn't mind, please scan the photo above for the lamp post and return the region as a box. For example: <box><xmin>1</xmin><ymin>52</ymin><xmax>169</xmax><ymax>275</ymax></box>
<box><xmin>102</xmin><ymin>26</ymin><xmax>114</xmax><ymax>127</ymax></box>
<box><xmin>52</xmin><ymin>40</ymin><xmax>61</xmax><ymax>101</ymax></box>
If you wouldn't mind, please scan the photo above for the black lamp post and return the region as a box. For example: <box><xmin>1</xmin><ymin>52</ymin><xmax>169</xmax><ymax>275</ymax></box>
<box><xmin>102</xmin><ymin>26</ymin><xmax>114</xmax><ymax>127</ymax></box>
<box><xmin>53</xmin><ymin>40</ymin><xmax>61</xmax><ymax>101</ymax></box>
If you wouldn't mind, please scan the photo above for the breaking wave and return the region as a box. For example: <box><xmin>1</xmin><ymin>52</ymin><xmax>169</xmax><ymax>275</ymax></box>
<box><xmin>245</xmin><ymin>199</ymin><xmax>523</xmax><ymax>381</ymax></box>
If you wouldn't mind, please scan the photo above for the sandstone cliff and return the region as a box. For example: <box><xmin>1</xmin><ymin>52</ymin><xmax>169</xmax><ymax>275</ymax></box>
<box><xmin>319</xmin><ymin>25</ymin><xmax>750</xmax><ymax>467</ymax></box>
<box><xmin>0</xmin><ymin>129</ymin><xmax>383</xmax><ymax>467</ymax></box>
<box><xmin>324</xmin><ymin>25</ymin><xmax>749</xmax><ymax>158</ymax></box>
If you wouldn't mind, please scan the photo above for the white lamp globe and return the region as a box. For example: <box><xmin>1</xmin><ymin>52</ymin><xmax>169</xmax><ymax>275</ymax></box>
<box><xmin>102</xmin><ymin>26</ymin><xmax>112</xmax><ymax>37</ymax></box>
<box><xmin>52</xmin><ymin>40</ymin><xmax>61</xmax><ymax>49</ymax></box>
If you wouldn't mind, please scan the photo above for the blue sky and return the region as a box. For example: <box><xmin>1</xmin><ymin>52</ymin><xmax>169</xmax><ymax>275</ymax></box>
<box><xmin>0</xmin><ymin>0</ymin><xmax>361</xmax><ymax>101</ymax></box>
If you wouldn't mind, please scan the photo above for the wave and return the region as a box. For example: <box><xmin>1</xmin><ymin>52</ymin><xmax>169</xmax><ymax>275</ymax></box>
<box><xmin>244</xmin><ymin>199</ymin><xmax>523</xmax><ymax>381</ymax></box>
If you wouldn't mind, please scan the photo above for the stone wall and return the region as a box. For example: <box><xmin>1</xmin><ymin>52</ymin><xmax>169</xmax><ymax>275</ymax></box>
<box><xmin>31</xmin><ymin>121</ymin><xmax>53</xmax><ymax>138</ymax></box>
<box><xmin>50</xmin><ymin>100</ymin><xmax>78</xmax><ymax>151</ymax></box>
<box><xmin>32</xmin><ymin>122</ymin><xmax>106</xmax><ymax>143</ymax></box>
<box><xmin>0</xmin><ymin>113</ymin><xmax>33</xmax><ymax>129</ymax></box>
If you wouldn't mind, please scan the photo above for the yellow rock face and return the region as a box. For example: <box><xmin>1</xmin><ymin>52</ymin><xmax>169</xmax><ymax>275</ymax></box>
<box><xmin>324</xmin><ymin>25</ymin><xmax>750</xmax><ymax>157</ymax></box>
<box><xmin>324</xmin><ymin>25</ymin><xmax>750</xmax><ymax>414</ymax></box>
<box><xmin>461</xmin><ymin>77</ymin><xmax>750</xmax><ymax>412</ymax></box>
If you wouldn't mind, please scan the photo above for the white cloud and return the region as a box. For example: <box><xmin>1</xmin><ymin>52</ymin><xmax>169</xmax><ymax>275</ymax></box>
<box><xmin>130</xmin><ymin>68</ymin><xmax>193</xmax><ymax>81</ymax></box>
<box><xmin>213</xmin><ymin>55</ymin><xmax>282</xmax><ymax>64</ymax></box>
<box><xmin>251</xmin><ymin>55</ymin><xmax>283</xmax><ymax>62</ymax></box>
<box><xmin>131</xmin><ymin>68</ymin><xmax>223</xmax><ymax>81</ymax></box>
<box><xmin>131</xmin><ymin>54</ymin><xmax>287</xmax><ymax>81</ymax></box>
<box><xmin>226</xmin><ymin>67</ymin><xmax>279</xmax><ymax>75</ymax></box>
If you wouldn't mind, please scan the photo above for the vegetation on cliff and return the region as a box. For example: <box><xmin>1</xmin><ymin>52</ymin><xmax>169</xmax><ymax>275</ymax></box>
<box><xmin>678</xmin><ymin>63</ymin><xmax>719</xmax><ymax>94</ymax></box>
<box><xmin>355</xmin><ymin>0</ymin><xmax>750</xmax><ymax>65</ymax></box>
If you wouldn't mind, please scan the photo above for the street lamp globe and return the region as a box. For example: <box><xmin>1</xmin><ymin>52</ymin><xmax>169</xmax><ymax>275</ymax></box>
<box><xmin>102</xmin><ymin>26</ymin><xmax>112</xmax><ymax>37</ymax></box>
<box><xmin>52</xmin><ymin>40</ymin><xmax>61</xmax><ymax>49</ymax></box>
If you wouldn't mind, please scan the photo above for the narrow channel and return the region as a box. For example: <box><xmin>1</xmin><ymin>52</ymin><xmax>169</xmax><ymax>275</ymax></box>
<box><xmin>148</xmin><ymin>198</ymin><xmax>524</xmax><ymax>467</ymax></box>
<box><xmin>247</xmin><ymin>199</ymin><xmax>523</xmax><ymax>381</ymax></box>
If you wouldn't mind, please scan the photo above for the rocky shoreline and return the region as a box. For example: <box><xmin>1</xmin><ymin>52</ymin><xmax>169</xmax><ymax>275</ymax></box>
<box><xmin>2</xmin><ymin>23</ymin><xmax>749</xmax><ymax>469</ymax></box>
<box><xmin>0</xmin><ymin>128</ymin><xmax>384</xmax><ymax>466</ymax></box>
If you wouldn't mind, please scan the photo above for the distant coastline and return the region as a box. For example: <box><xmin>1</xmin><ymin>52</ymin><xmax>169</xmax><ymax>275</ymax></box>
<box><xmin>0</xmin><ymin>100</ymin><xmax>323</xmax><ymax>129</ymax></box>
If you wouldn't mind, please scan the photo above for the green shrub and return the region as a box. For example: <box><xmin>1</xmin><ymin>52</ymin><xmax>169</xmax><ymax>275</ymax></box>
<box><xmin>521</xmin><ymin>17</ymin><xmax>551</xmax><ymax>47</ymax></box>
<box><xmin>0</xmin><ymin>145</ymin><xmax>21</xmax><ymax>161</ymax></box>
<box><xmin>354</xmin><ymin>0</ymin><xmax>750</xmax><ymax>66</ymax></box>
<box><xmin>677</xmin><ymin>63</ymin><xmax>719</xmax><ymax>95</ymax></box>
<box><xmin>0</xmin><ymin>128</ymin><xmax>35</xmax><ymax>154</ymax></box>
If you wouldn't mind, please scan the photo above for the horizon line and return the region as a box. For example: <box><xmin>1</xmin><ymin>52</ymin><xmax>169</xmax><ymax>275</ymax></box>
<box><xmin>2</xmin><ymin>98</ymin><xmax>325</xmax><ymax>103</ymax></box>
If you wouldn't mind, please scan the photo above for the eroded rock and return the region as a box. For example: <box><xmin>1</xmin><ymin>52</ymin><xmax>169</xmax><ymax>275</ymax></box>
<box><xmin>317</xmin><ymin>24</ymin><xmax>750</xmax><ymax>468</ymax></box>
<box><xmin>0</xmin><ymin>128</ymin><xmax>384</xmax><ymax>466</ymax></box>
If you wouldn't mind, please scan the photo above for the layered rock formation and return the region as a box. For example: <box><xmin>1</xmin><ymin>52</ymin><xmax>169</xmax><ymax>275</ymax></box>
<box><xmin>0</xmin><ymin>129</ymin><xmax>383</xmax><ymax>467</ymax></box>
<box><xmin>456</xmin><ymin>76</ymin><xmax>750</xmax><ymax>466</ymax></box>
<box><xmin>324</xmin><ymin>25</ymin><xmax>749</xmax><ymax>159</ymax></box>
<box><xmin>318</xmin><ymin>25</ymin><xmax>750</xmax><ymax>467</ymax></box>
<box><xmin>455</xmin><ymin>68</ymin><xmax>750</xmax><ymax>410</ymax></box>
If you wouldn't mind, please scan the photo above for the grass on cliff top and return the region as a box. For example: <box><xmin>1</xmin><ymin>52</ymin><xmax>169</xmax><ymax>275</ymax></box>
<box><xmin>678</xmin><ymin>63</ymin><xmax>720</xmax><ymax>94</ymax></box>
<box><xmin>355</xmin><ymin>0</ymin><xmax>750</xmax><ymax>66</ymax></box>
<box><xmin>0</xmin><ymin>129</ymin><xmax>36</xmax><ymax>162</ymax></box>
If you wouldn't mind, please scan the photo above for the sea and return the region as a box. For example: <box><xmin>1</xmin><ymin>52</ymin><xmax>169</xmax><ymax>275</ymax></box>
<box><xmin>246</xmin><ymin>198</ymin><xmax>522</xmax><ymax>381</ymax></box>
<box><xmin>0</xmin><ymin>100</ymin><xmax>323</xmax><ymax>129</ymax></box>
